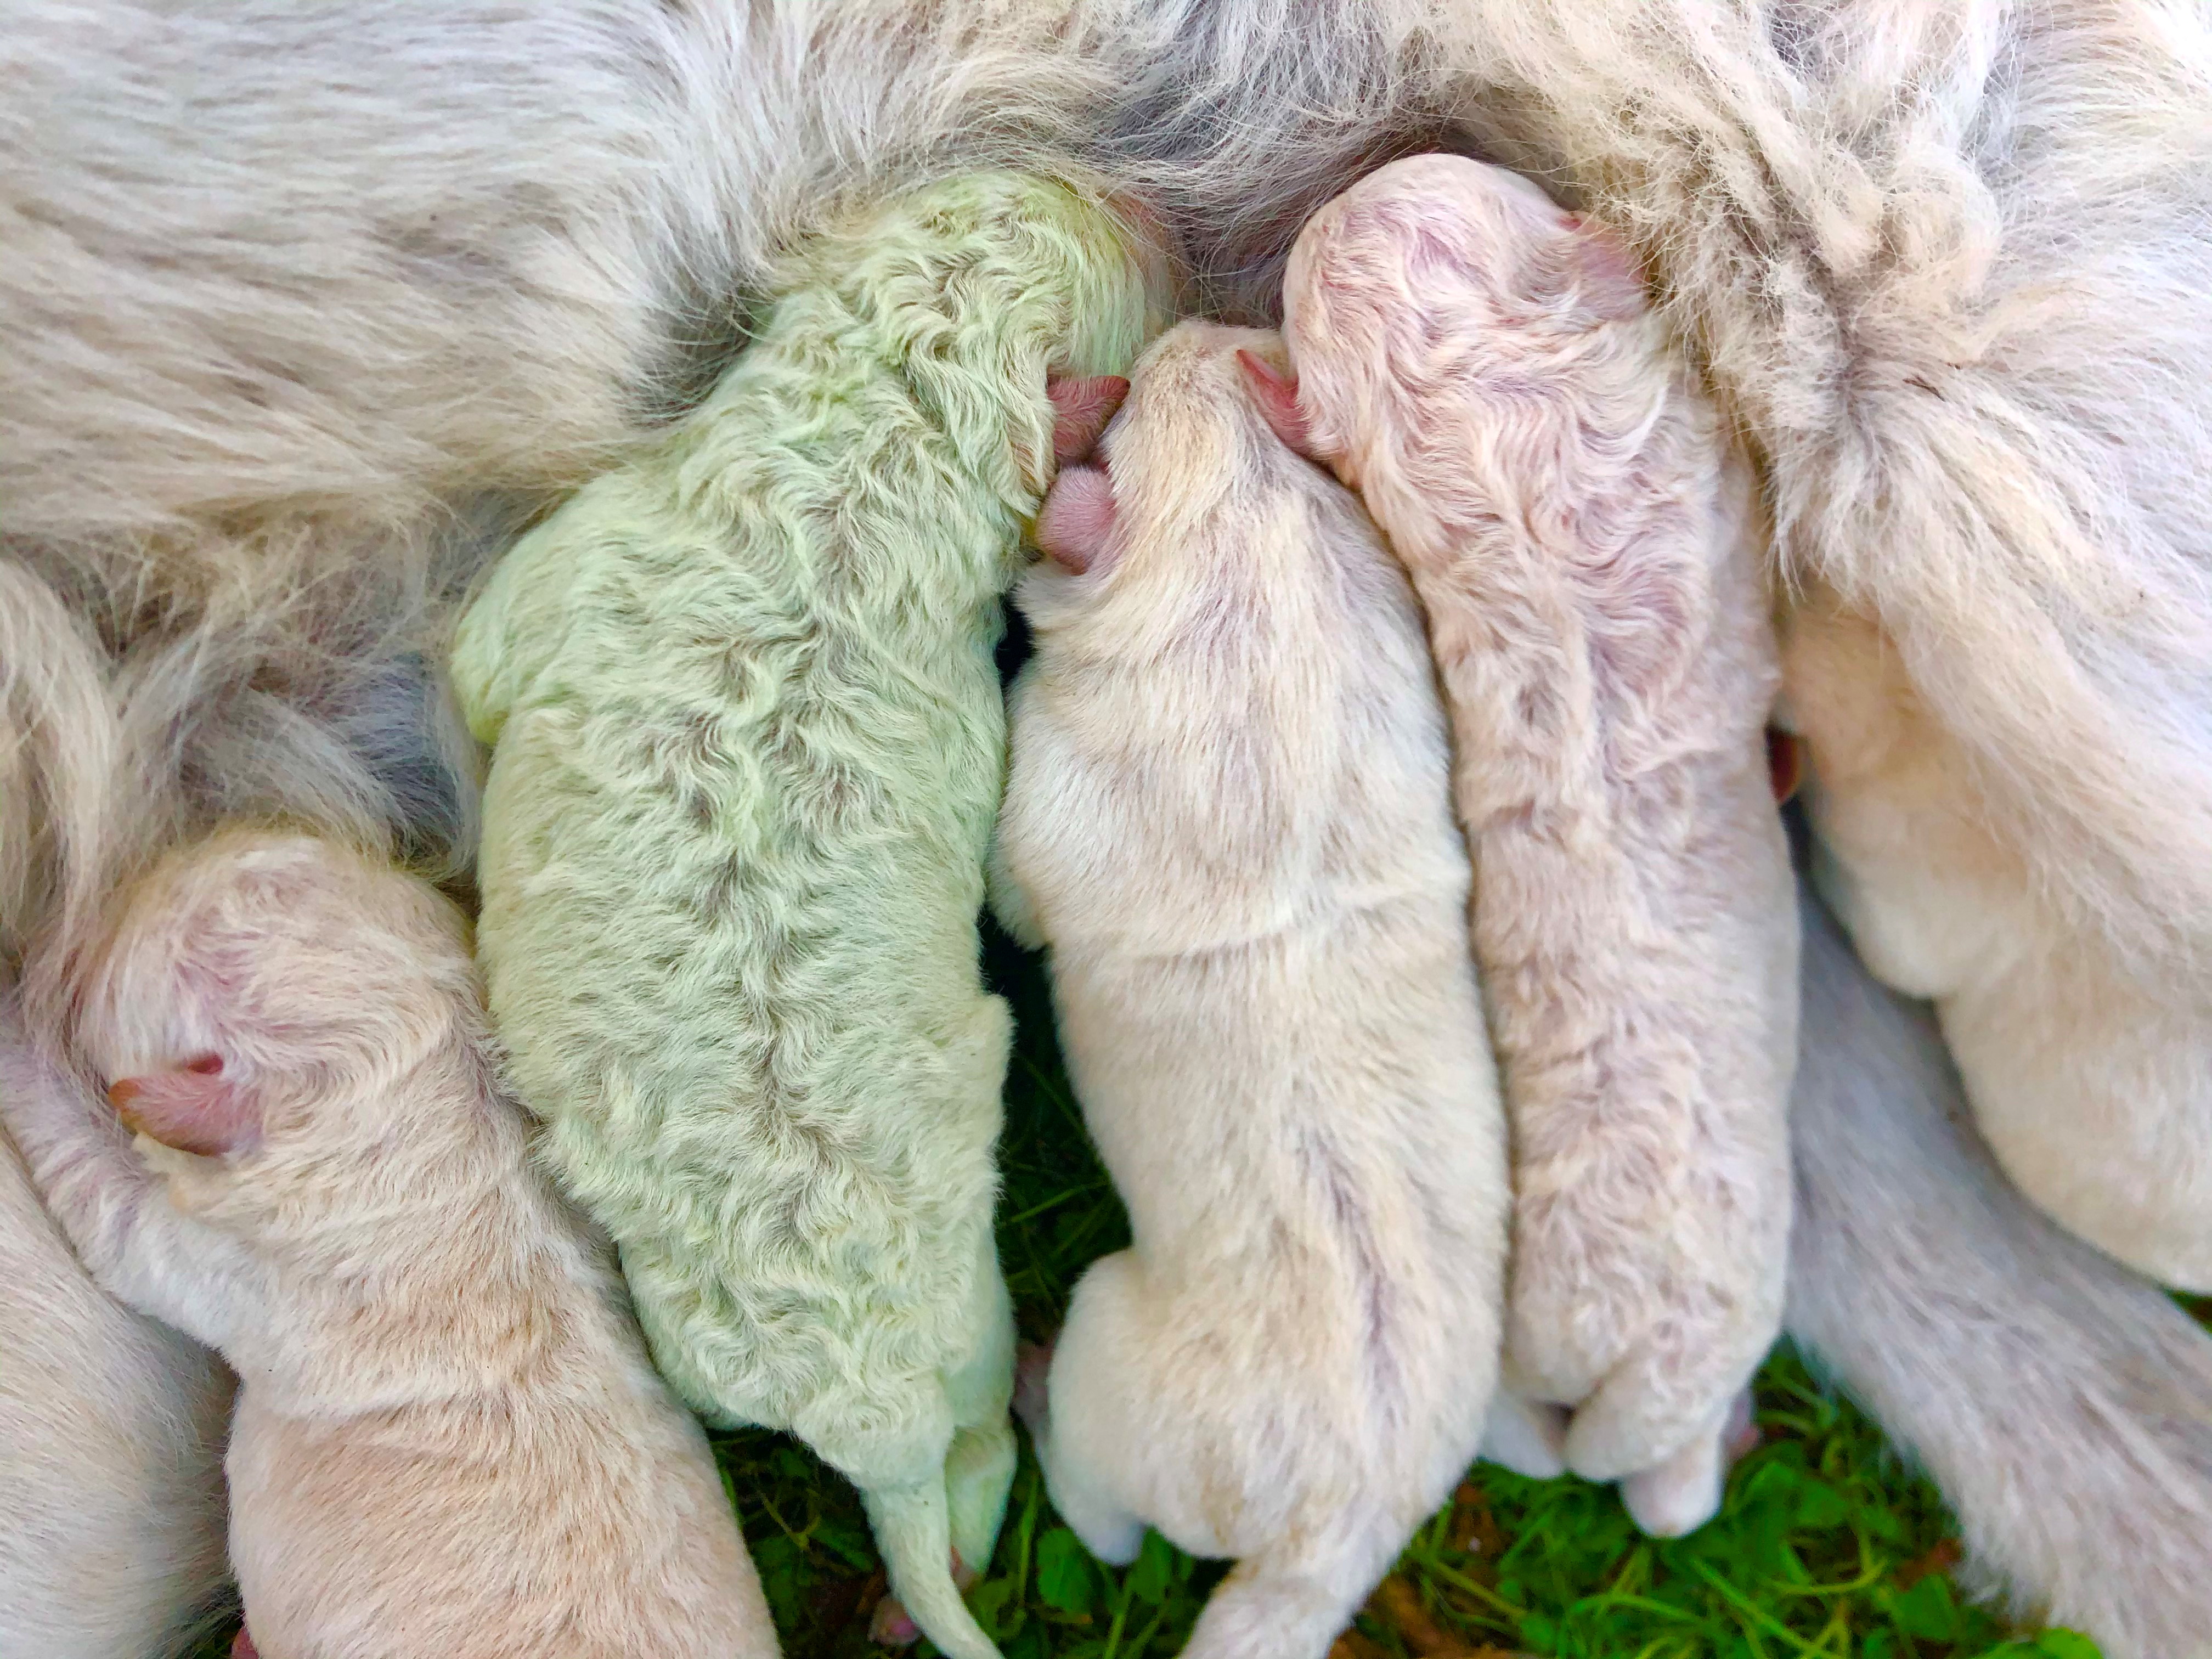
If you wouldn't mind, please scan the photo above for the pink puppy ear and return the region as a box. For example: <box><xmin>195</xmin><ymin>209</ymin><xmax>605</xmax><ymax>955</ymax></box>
<box><xmin>1046</xmin><ymin>375</ymin><xmax>1130</xmax><ymax>465</ymax></box>
<box><xmin>1034</xmin><ymin>464</ymin><xmax>1118</xmax><ymax>574</ymax></box>
<box><xmin>1559</xmin><ymin>215</ymin><xmax>1649</xmax><ymax>321</ymax></box>
<box><xmin>108</xmin><ymin>1054</ymin><xmax>259</xmax><ymax>1156</ymax></box>
<box><xmin>1234</xmin><ymin>349</ymin><xmax>1317</xmax><ymax>460</ymax></box>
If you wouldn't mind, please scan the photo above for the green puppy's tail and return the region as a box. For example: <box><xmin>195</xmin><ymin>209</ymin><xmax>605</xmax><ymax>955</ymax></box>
<box><xmin>863</xmin><ymin>1475</ymin><xmax>1001</xmax><ymax>1659</ymax></box>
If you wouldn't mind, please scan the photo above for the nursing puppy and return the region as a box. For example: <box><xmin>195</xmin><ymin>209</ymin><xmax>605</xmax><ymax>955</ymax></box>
<box><xmin>1</xmin><ymin>830</ymin><xmax>776</xmax><ymax>1659</ymax></box>
<box><xmin>1258</xmin><ymin>154</ymin><xmax>1796</xmax><ymax>1536</ymax></box>
<box><xmin>1783</xmin><ymin>594</ymin><xmax>2212</xmax><ymax>1288</ymax></box>
<box><xmin>992</xmin><ymin>320</ymin><xmax>1511</xmax><ymax>1659</ymax></box>
<box><xmin>451</xmin><ymin>170</ymin><xmax>1164</xmax><ymax>1659</ymax></box>
<box><xmin>0</xmin><ymin>1019</ymin><xmax>232</xmax><ymax>1659</ymax></box>
<box><xmin>1784</xmin><ymin>875</ymin><xmax>2212</xmax><ymax>1659</ymax></box>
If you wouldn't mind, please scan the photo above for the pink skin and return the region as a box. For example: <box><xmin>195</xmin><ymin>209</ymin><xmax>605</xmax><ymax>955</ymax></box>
<box><xmin>105</xmin><ymin>1054</ymin><xmax>257</xmax><ymax>1157</ymax></box>
<box><xmin>231</xmin><ymin>1627</ymin><xmax>259</xmax><ymax>1659</ymax></box>
<box><xmin>1233</xmin><ymin>350</ymin><xmax>1316</xmax><ymax>461</ymax></box>
<box><xmin>1045</xmin><ymin>375</ymin><xmax>1128</xmax><ymax>466</ymax></box>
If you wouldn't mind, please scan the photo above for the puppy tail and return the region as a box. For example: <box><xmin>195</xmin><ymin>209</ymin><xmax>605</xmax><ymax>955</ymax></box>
<box><xmin>0</xmin><ymin>561</ymin><xmax>118</xmax><ymax>963</ymax></box>
<box><xmin>1180</xmin><ymin>1532</ymin><xmax>1400</xmax><ymax>1659</ymax></box>
<box><xmin>862</xmin><ymin>1477</ymin><xmax>1002</xmax><ymax>1659</ymax></box>
<box><xmin>1787</xmin><ymin>879</ymin><xmax>2212</xmax><ymax>1659</ymax></box>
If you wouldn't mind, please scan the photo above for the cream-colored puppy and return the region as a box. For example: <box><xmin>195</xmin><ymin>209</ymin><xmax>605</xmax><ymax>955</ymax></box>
<box><xmin>1</xmin><ymin>829</ymin><xmax>776</xmax><ymax>1659</ymax></box>
<box><xmin>991</xmin><ymin>320</ymin><xmax>1510</xmax><ymax>1659</ymax></box>
<box><xmin>1783</xmin><ymin>591</ymin><xmax>2212</xmax><ymax>1290</ymax></box>
<box><xmin>0</xmin><ymin>1011</ymin><xmax>232</xmax><ymax>1659</ymax></box>
<box><xmin>1261</xmin><ymin>153</ymin><xmax>1799</xmax><ymax>1536</ymax></box>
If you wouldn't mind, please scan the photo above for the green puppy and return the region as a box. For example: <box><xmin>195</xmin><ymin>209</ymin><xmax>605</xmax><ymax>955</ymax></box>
<box><xmin>452</xmin><ymin>172</ymin><xmax>1166</xmax><ymax>1659</ymax></box>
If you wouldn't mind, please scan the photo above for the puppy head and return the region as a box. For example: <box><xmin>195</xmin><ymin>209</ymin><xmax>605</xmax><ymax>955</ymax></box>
<box><xmin>75</xmin><ymin>830</ymin><xmax>475</xmax><ymax>1176</ymax></box>
<box><xmin>809</xmin><ymin>170</ymin><xmax>1176</xmax><ymax>496</ymax></box>
<box><xmin>1276</xmin><ymin>153</ymin><xmax>1648</xmax><ymax>487</ymax></box>
<box><xmin>1023</xmin><ymin>318</ymin><xmax>1326</xmax><ymax>626</ymax></box>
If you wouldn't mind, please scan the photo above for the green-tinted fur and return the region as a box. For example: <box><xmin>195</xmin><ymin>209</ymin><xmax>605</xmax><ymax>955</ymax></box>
<box><xmin>450</xmin><ymin>171</ymin><xmax>1165</xmax><ymax>1659</ymax></box>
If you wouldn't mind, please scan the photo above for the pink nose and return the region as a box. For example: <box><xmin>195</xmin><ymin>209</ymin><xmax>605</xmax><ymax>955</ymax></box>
<box><xmin>232</xmin><ymin>1627</ymin><xmax>260</xmax><ymax>1659</ymax></box>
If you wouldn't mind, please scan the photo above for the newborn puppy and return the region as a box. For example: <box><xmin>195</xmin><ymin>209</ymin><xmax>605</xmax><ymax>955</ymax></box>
<box><xmin>1265</xmin><ymin>153</ymin><xmax>1798</xmax><ymax>1535</ymax></box>
<box><xmin>992</xmin><ymin>319</ymin><xmax>1511</xmax><ymax>1659</ymax></box>
<box><xmin>0</xmin><ymin>1014</ymin><xmax>232</xmax><ymax>1659</ymax></box>
<box><xmin>0</xmin><ymin>830</ymin><xmax>775</xmax><ymax>1659</ymax></box>
<box><xmin>1785</xmin><ymin>870</ymin><xmax>2212</xmax><ymax>1659</ymax></box>
<box><xmin>1783</xmin><ymin>591</ymin><xmax>2212</xmax><ymax>1289</ymax></box>
<box><xmin>450</xmin><ymin>170</ymin><xmax>1166</xmax><ymax>1659</ymax></box>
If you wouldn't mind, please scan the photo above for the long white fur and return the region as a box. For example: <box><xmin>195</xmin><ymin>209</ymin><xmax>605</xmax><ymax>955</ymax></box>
<box><xmin>0</xmin><ymin>1017</ymin><xmax>232</xmax><ymax>1659</ymax></box>
<box><xmin>2</xmin><ymin>830</ymin><xmax>777</xmax><ymax>1659</ymax></box>
<box><xmin>1785</xmin><ymin>870</ymin><xmax>2212</xmax><ymax>1659</ymax></box>
<box><xmin>991</xmin><ymin>320</ymin><xmax>1510</xmax><ymax>1659</ymax></box>
<box><xmin>1273</xmin><ymin>154</ymin><xmax>1798</xmax><ymax>1536</ymax></box>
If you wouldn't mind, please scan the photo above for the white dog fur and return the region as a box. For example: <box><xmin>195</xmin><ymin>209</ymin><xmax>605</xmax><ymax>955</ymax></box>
<box><xmin>1785</xmin><ymin>870</ymin><xmax>2212</xmax><ymax>1659</ymax></box>
<box><xmin>1782</xmin><ymin>590</ymin><xmax>2212</xmax><ymax>1289</ymax></box>
<box><xmin>0</xmin><ymin>1022</ymin><xmax>232</xmax><ymax>1659</ymax></box>
<box><xmin>991</xmin><ymin>319</ymin><xmax>1510</xmax><ymax>1659</ymax></box>
<box><xmin>1</xmin><ymin>829</ymin><xmax>777</xmax><ymax>1659</ymax></box>
<box><xmin>1261</xmin><ymin>154</ymin><xmax>1797</xmax><ymax>1536</ymax></box>
<box><xmin>12</xmin><ymin>0</ymin><xmax>2212</xmax><ymax>1629</ymax></box>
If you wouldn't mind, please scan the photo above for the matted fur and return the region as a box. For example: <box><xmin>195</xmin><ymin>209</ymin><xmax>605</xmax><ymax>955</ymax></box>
<box><xmin>992</xmin><ymin>321</ymin><xmax>1511</xmax><ymax>1659</ymax></box>
<box><xmin>0</xmin><ymin>1028</ymin><xmax>232</xmax><ymax>1659</ymax></box>
<box><xmin>2</xmin><ymin>831</ymin><xmax>776</xmax><ymax>1659</ymax></box>
<box><xmin>1274</xmin><ymin>154</ymin><xmax>1797</xmax><ymax>1535</ymax></box>
<box><xmin>1783</xmin><ymin>590</ymin><xmax>2212</xmax><ymax>1288</ymax></box>
<box><xmin>1786</xmin><ymin>875</ymin><xmax>2212</xmax><ymax>1659</ymax></box>
<box><xmin>450</xmin><ymin>171</ymin><xmax>1166</xmax><ymax>1659</ymax></box>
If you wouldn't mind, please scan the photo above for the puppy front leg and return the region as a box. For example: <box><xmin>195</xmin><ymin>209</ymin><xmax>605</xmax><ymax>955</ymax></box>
<box><xmin>0</xmin><ymin>1013</ymin><xmax>262</xmax><ymax>1350</ymax></box>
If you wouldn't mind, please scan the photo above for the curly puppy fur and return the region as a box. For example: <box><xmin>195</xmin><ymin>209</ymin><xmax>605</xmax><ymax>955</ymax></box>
<box><xmin>1786</xmin><ymin>873</ymin><xmax>2212</xmax><ymax>1659</ymax></box>
<box><xmin>992</xmin><ymin>320</ymin><xmax>1510</xmax><ymax>1659</ymax></box>
<box><xmin>0</xmin><ymin>1018</ymin><xmax>232</xmax><ymax>1659</ymax></box>
<box><xmin>1267</xmin><ymin>154</ymin><xmax>1796</xmax><ymax>1536</ymax></box>
<box><xmin>1782</xmin><ymin>591</ymin><xmax>2212</xmax><ymax>1289</ymax></box>
<box><xmin>1</xmin><ymin>830</ymin><xmax>775</xmax><ymax>1659</ymax></box>
<box><xmin>450</xmin><ymin>170</ymin><xmax>1165</xmax><ymax>1659</ymax></box>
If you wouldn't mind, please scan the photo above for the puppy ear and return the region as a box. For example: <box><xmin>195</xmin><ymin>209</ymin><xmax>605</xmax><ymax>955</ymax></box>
<box><xmin>1235</xmin><ymin>349</ymin><xmax>1317</xmax><ymax>460</ymax></box>
<box><xmin>1556</xmin><ymin>215</ymin><xmax>1648</xmax><ymax>322</ymax></box>
<box><xmin>1046</xmin><ymin>375</ymin><xmax>1129</xmax><ymax>465</ymax></box>
<box><xmin>1767</xmin><ymin>728</ymin><xmax>1804</xmax><ymax>805</ymax></box>
<box><xmin>1034</xmin><ymin>464</ymin><xmax>1118</xmax><ymax>574</ymax></box>
<box><xmin>108</xmin><ymin>1054</ymin><xmax>259</xmax><ymax>1156</ymax></box>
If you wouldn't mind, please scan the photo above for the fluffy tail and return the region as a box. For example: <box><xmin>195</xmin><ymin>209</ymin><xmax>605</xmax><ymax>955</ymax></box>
<box><xmin>1786</xmin><ymin>878</ymin><xmax>2212</xmax><ymax>1659</ymax></box>
<box><xmin>1178</xmin><ymin>1537</ymin><xmax>1397</xmax><ymax>1659</ymax></box>
<box><xmin>862</xmin><ymin>1478</ymin><xmax>1001</xmax><ymax>1659</ymax></box>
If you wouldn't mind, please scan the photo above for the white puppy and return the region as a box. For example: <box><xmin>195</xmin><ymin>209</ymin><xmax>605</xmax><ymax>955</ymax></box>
<box><xmin>1263</xmin><ymin>154</ymin><xmax>1798</xmax><ymax>1536</ymax></box>
<box><xmin>0</xmin><ymin>1015</ymin><xmax>232</xmax><ymax>1659</ymax></box>
<box><xmin>2</xmin><ymin>829</ymin><xmax>777</xmax><ymax>1659</ymax></box>
<box><xmin>990</xmin><ymin>319</ymin><xmax>1510</xmax><ymax>1659</ymax></box>
<box><xmin>1782</xmin><ymin>592</ymin><xmax>2212</xmax><ymax>1289</ymax></box>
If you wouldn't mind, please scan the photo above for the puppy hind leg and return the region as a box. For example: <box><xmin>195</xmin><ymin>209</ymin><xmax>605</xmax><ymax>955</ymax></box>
<box><xmin>1032</xmin><ymin>1254</ymin><xmax>1152</xmax><ymax>1566</ymax></box>
<box><xmin>942</xmin><ymin>1252</ymin><xmax>1020</xmax><ymax>1576</ymax></box>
